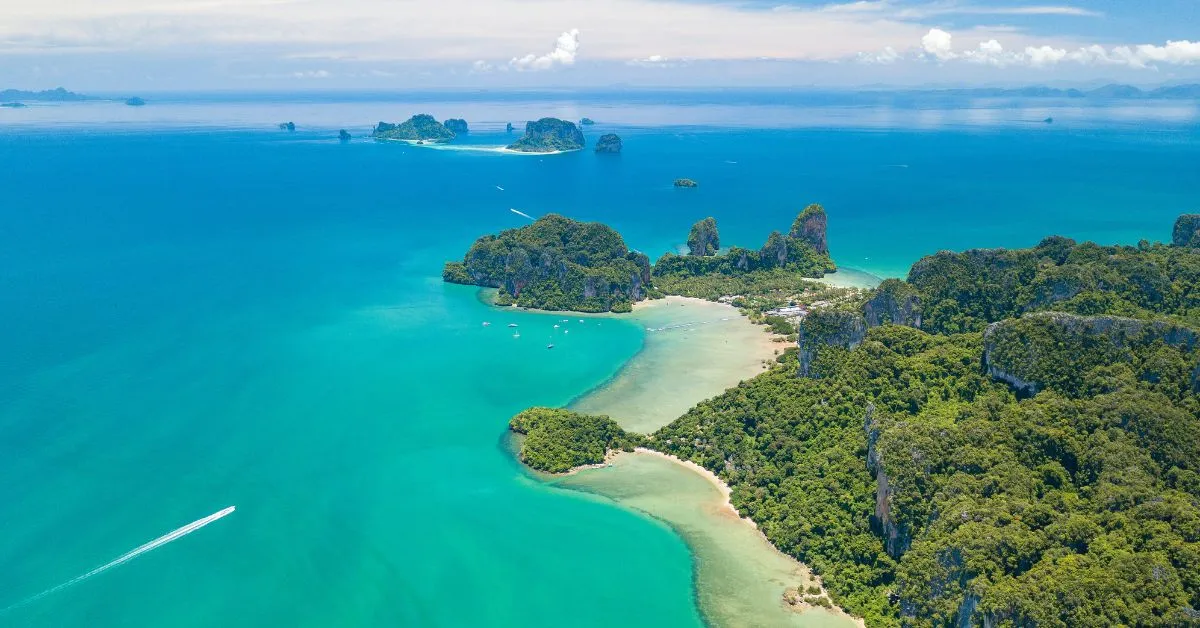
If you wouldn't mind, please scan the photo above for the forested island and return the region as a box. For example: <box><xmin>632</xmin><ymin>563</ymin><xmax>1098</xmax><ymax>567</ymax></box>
<box><xmin>373</xmin><ymin>114</ymin><xmax>456</xmax><ymax>142</ymax></box>
<box><xmin>510</xmin><ymin>213</ymin><xmax>1200</xmax><ymax>626</ymax></box>
<box><xmin>0</xmin><ymin>87</ymin><xmax>88</xmax><ymax>101</ymax></box>
<box><xmin>443</xmin><ymin>206</ymin><xmax>834</xmax><ymax>312</ymax></box>
<box><xmin>506</xmin><ymin>118</ymin><xmax>585</xmax><ymax>152</ymax></box>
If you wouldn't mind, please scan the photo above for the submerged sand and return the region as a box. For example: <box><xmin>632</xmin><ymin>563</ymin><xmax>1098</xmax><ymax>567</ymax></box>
<box><xmin>552</xmin><ymin>295</ymin><xmax>863</xmax><ymax>628</ymax></box>
<box><xmin>570</xmin><ymin>296</ymin><xmax>782</xmax><ymax>433</ymax></box>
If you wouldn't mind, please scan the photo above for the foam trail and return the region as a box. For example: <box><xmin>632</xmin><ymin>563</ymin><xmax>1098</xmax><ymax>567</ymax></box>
<box><xmin>510</xmin><ymin>208</ymin><xmax>534</xmax><ymax>220</ymax></box>
<box><xmin>3</xmin><ymin>506</ymin><xmax>235</xmax><ymax>613</ymax></box>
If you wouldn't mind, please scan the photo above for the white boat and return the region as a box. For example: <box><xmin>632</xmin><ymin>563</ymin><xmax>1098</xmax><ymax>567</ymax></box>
<box><xmin>546</xmin><ymin>343</ymin><xmax>555</xmax><ymax>349</ymax></box>
<box><xmin>508</xmin><ymin>323</ymin><xmax>518</xmax><ymax>328</ymax></box>
<box><xmin>482</xmin><ymin>322</ymin><xmax>491</xmax><ymax>327</ymax></box>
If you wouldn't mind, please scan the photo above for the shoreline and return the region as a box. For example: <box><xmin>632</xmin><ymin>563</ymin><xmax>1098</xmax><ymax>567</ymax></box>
<box><xmin>525</xmin><ymin>292</ymin><xmax>863</xmax><ymax>627</ymax></box>
<box><xmin>627</xmin><ymin>448</ymin><xmax>867</xmax><ymax>628</ymax></box>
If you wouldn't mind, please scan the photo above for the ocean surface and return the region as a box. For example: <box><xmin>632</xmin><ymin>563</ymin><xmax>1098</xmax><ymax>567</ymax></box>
<box><xmin>1</xmin><ymin>91</ymin><xmax>1198</xmax><ymax>626</ymax></box>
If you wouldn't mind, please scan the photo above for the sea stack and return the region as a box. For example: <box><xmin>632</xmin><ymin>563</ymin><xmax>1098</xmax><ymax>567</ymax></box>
<box><xmin>790</xmin><ymin>204</ymin><xmax>829</xmax><ymax>256</ymax></box>
<box><xmin>444</xmin><ymin>118</ymin><xmax>469</xmax><ymax>135</ymax></box>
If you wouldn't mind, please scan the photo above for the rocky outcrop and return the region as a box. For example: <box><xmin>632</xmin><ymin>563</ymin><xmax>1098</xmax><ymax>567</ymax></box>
<box><xmin>863</xmin><ymin>279</ymin><xmax>922</xmax><ymax>328</ymax></box>
<box><xmin>506</xmin><ymin>122</ymin><xmax>514</xmax><ymax>133</ymax></box>
<box><xmin>864</xmin><ymin>403</ymin><xmax>910</xmax><ymax>558</ymax></box>
<box><xmin>444</xmin><ymin>213</ymin><xmax>649</xmax><ymax>312</ymax></box>
<box><xmin>373</xmin><ymin>114</ymin><xmax>456</xmax><ymax>142</ymax></box>
<box><xmin>790</xmin><ymin>204</ymin><xmax>829</xmax><ymax>256</ymax></box>
<box><xmin>797</xmin><ymin>310</ymin><xmax>867</xmax><ymax>377</ymax></box>
<box><xmin>687</xmin><ymin>218</ymin><xmax>720</xmax><ymax>256</ymax></box>
<box><xmin>594</xmin><ymin>133</ymin><xmax>622</xmax><ymax>153</ymax></box>
<box><xmin>580</xmin><ymin>117</ymin><xmax>596</xmax><ymax>125</ymax></box>
<box><xmin>1174</xmin><ymin>214</ymin><xmax>1200</xmax><ymax>248</ymax></box>
<box><xmin>443</xmin><ymin>118</ymin><xmax>469</xmax><ymax>134</ymax></box>
<box><xmin>506</xmin><ymin>118</ymin><xmax>584</xmax><ymax>153</ymax></box>
<box><xmin>674</xmin><ymin>178</ymin><xmax>698</xmax><ymax>188</ymax></box>
<box><xmin>278</xmin><ymin>121</ymin><xmax>296</xmax><ymax>131</ymax></box>
<box><xmin>983</xmin><ymin>312</ymin><xmax>1200</xmax><ymax>395</ymax></box>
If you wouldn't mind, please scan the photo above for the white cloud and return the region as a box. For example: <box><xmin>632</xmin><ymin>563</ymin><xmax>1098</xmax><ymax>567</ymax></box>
<box><xmin>921</xmin><ymin>28</ymin><xmax>956</xmax><ymax>60</ymax></box>
<box><xmin>858</xmin><ymin>46</ymin><xmax>899</xmax><ymax>64</ymax></box>
<box><xmin>1024</xmin><ymin>45</ymin><xmax>1067</xmax><ymax>67</ymax></box>
<box><xmin>509</xmin><ymin>28</ymin><xmax>580</xmax><ymax>71</ymax></box>
<box><xmin>291</xmin><ymin>69</ymin><xmax>330</xmax><ymax>78</ymax></box>
<box><xmin>963</xmin><ymin>39</ymin><xmax>1012</xmax><ymax>66</ymax></box>
<box><xmin>628</xmin><ymin>54</ymin><xmax>683</xmax><ymax>68</ymax></box>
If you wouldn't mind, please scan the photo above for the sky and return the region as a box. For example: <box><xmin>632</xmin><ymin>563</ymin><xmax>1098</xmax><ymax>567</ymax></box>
<box><xmin>0</xmin><ymin>0</ymin><xmax>1198</xmax><ymax>90</ymax></box>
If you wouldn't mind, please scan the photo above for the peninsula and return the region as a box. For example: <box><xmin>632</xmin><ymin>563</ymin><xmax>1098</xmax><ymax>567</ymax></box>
<box><xmin>373</xmin><ymin>114</ymin><xmax>456</xmax><ymax>143</ymax></box>
<box><xmin>506</xmin><ymin>118</ymin><xmax>585</xmax><ymax>153</ymax></box>
<box><xmin>513</xmin><ymin>213</ymin><xmax>1200</xmax><ymax>627</ymax></box>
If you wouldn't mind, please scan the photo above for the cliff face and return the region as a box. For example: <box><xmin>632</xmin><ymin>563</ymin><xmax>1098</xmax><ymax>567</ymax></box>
<box><xmin>443</xmin><ymin>118</ymin><xmax>469</xmax><ymax>135</ymax></box>
<box><xmin>1174</xmin><ymin>214</ymin><xmax>1200</xmax><ymax>248</ymax></box>
<box><xmin>863</xmin><ymin>279</ymin><xmax>923</xmax><ymax>328</ymax></box>
<box><xmin>443</xmin><ymin>214</ymin><xmax>649</xmax><ymax>312</ymax></box>
<box><xmin>982</xmin><ymin>312</ymin><xmax>1200</xmax><ymax>395</ymax></box>
<box><xmin>790</xmin><ymin>204</ymin><xmax>829</xmax><ymax>256</ymax></box>
<box><xmin>864</xmin><ymin>404</ymin><xmax>911</xmax><ymax>558</ymax></box>
<box><xmin>506</xmin><ymin>118</ymin><xmax>585</xmax><ymax>152</ymax></box>
<box><xmin>797</xmin><ymin>310</ymin><xmax>867</xmax><ymax>377</ymax></box>
<box><xmin>687</xmin><ymin>217</ymin><xmax>720</xmax><ymax>256</ymax></box>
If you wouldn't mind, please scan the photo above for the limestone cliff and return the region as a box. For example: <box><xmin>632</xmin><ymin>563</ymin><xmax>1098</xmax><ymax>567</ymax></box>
<box><xmin>687</xmin><ymin>218</ymin><xmax>720</xmax><ymax>256</ymax></box>
<box><xmin>863</xmin><ymin>279</ymin><xmax>922</xmax><ymax>328</ymax></box>
<box><xmin>1174</xmin><ymin>214</ymin><xmax>1200</xmax><ymax>248</ymax></box>
<box><xmin>797</xmin><ymin>310</ymin><xmax>866</xmax><ymax>377</ymax></box>
<box><xmin>443</xmin><ymin>118</ymin><xmax>469</xmax><ymax>135</ymax></box>
<box><xmin>982</xmin><ymin>312</ymin><xmax>1200</xmax><ymax>395</ymax></box>
<box><xmin>790</xmin><ymin>204</ymin><xmax>829</xmax><ymax>256</ymax></box>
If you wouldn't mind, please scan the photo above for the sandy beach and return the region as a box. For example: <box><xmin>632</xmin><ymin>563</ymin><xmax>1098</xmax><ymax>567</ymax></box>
<box><xmin>551</xmin><ymin>294</ymin><xmax>863</xmax><ymax>628</ymax></box>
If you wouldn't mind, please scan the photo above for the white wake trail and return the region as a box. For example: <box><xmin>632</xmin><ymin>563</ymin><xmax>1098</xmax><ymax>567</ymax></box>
<box><xmin>3</xmin><ymin>506</ymin><xmax>236</xmax><ymax>613</ymax></box>
<box><xmin>510</xmin><ymin>208</ymin><xmax>535</xmax><ymax>220</ymax></box>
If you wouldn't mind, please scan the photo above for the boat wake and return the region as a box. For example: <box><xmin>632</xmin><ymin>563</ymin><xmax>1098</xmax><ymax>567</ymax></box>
<box><xmin>2</xmin><ymin>506</ymin><xmax>236</xmax><ymax>614</ymax></box>
<box><xmin>510</xmin><ymin>208</ymin><xmax>535</xmax><ymax>220</ymax></box>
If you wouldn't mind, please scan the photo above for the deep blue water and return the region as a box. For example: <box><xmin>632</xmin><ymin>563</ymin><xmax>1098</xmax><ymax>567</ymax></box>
<box><xmin>0</xmin><ymin>92</ymin><xmax>1197</xmax><ymax>626</ymax></box>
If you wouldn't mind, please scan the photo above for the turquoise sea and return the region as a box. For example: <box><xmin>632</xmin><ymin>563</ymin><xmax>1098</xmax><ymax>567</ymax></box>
<box><xmin>1</xmin><ymin>92</ymin><xmax>1198</xmax><ymax>626</ymax></box>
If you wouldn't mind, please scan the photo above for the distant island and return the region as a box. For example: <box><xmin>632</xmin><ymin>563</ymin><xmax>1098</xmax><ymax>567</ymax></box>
<box><xmin>674</xmin><ymin>178</ymin><xmax>698</xmax><ymax>188</ymax></box>
<box><xmin>580</xmin><ymin>117</ymin><xmax>596</xmax><ymax>125</ymax></box>
<box><xmin>595</xmin><ymin>133</ymin><xmax>622</xmax><ymax>153</ymax></box>
<box><xmin>506</xmin><ymin>118</ymin><xmax>584</xmax><ymax>153</ymax></box>
<box><xmin>444</xmin><ymin>205</ymin><xmax>835</xmax><ymax>312</ymax></box>
<box><xmin>125</xmin><ymin>97</ymin><xmax>146</xmax><ymax>107</ymax></box>
<box><xmin>1</xmin><ymin>102</ymin><xmax>27</xmax><ymax>109</ymax></box>
<box><xmin>278</xmin><ymin>122</ymin><xmax>296</xmax><ymax>131</ymax></box>
<box><xmin>339</xmin><ymin>129</ymin><xmax>351</xmax><ymax>142</ymax></box>
<box><xmin>511</xmin><ymin>212</ymin><xmax>1200</xmax><ymax>627</ymax></box>
<box><xmin>373</xmin><ymin>114</ymin><xmax>456</xmax><ymax>143</ymax></box>
<box><xmin>0</xmin><ymin>87</ymin><xmax>89</xmax><ymax>102</ymax></box>
<box><xmin>443</xmin><ymin>118</ymin><xmax>469</xmax><ymax>135</ymax></box>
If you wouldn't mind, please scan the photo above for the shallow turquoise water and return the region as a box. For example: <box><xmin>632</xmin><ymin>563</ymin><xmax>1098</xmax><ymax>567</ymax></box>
<box><xmin>1</xmin><ymin>94</ymin><xmax>1198</xmax><ymax>626</ymax></box>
